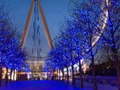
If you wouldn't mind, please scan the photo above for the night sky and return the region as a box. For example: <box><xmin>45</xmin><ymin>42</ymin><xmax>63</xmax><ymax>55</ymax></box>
<box><xmin>0</xmin><ymin>0</ymin><xmax>70</xmax><ymax>57</ymax></box>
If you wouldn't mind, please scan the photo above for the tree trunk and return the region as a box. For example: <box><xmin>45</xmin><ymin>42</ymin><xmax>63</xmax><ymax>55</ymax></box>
<box><xmin>46</xmin><ymin>72</ymin><xmax>48</xmax><ymax>80</ymax></box>
<box><xmin>5</xmin><ymin>68</ymin><xmax>8</xmax><ymax>86</ymax></box>
<box><xmin>61</xmin><ymin>69</ymin><xmax>64</xmax><ymax>81</ymax></box>
<box><xmin>79</xmin><ymin>60</ymin><xmax>84</xmax><ymax>88</ymax></box>
<box><xmin>56</xmin><ymin>70</ymin><xmax>59</xmax><ymax>80</ymax></box>
<box><xmin>13</xmin><ymin>70</ymin><xmax>17</xmax><ymax>81</ymax></box>
<box><xmin>92</xmin><ymin>64</ymin><xmax>97</xmax><ymax>90</ymax></box>
<box><xmin>71</xmin><ymin>65</ymin><xmax>75</xmax><ymax>84</ymax></box>
<box><xmin>58</xmin><ymin>70</ymin><xmax>60</xmax><ymax>80</ymax></box>
<box><xmin>10</xmin><ymin>70</ymin><xmax>13</xmax><ymax>81</ymax></box>
<box><xmin>13</xmin><ymin>70</ymin><xmax>15</xmax><ymax>81</ymax></box>
<box><xmin>10</xmin><ymin>69</ymin><xmax>12</xmax><ymax>81</ymax></box>
<box><xmin>91</xmin><ymin>54</ymin><xmax>98</xmax><ymax>90</ymax></box>
<box><xmin>52</xmin><ymin>70</ymin><xmax>54</xmax><ymax>80</ymax></box>
<box><xmin>0</xmin><ymin>67</ymin><xmax>2</xmax><ymax>87</ymax></box>
<box><xmin>66</xmin><ymin>67</ymin><xmax>69</xmax><ymax>82</ymax></box>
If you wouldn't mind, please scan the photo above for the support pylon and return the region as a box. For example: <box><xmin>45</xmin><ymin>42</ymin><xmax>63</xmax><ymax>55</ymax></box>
<box><xmin>21</xmin><ymin>0</ymin><xmax>53</xmax><ymax>49</ymax></box>
<box><xmin>38</xmin><ymin>0</ymin><xmax>53</xmax><ymax>49</ymax></box>
<box><xmin>21</xmin><ymin>0</ymin><xmax>34</xmax><ymax>48</ymax></box>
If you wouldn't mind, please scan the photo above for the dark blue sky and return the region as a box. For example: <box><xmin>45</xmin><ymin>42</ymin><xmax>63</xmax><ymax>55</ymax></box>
<box><xmin>0</xmin><ymin>0</ymin><xmax>70</xmax><ymax>56</ymax></box>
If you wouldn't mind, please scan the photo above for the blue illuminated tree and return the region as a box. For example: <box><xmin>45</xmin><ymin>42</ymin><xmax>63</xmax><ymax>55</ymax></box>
<box><xmin>71</xmin><ymin>1</ymin><xmax>120</xmax><ymax>90</ymax></box>
<box><xmin>0</xmin><ymin>19</ymin><xmax>27</xmax><ymax>83</ymax></box>
<box><xmin>46</xmin><ymin>1</ymin><xmax>105</xmax><ymax>88</ymax></box>
<box><xmin>100</xmin><ymin>0</ymin><xmax>120</xmax><ymax>89</ymax></box>
<box><xmin>46</xmin><ymin>44</ymin><xmax>70</xmax><ymax>76</ymax></box>
<box><xmin>45</xmin><ymin>28</ymin><xmax>80</xmax><ymax>80</ymax></box>
<box><xmin>65</xmin><ymin>0</ymin><xmax>106</xmax><ymax>89</ymax></box>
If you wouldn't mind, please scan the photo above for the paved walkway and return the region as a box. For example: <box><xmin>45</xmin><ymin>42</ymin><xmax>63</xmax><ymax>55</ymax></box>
<box><xmin>0</xmin><ymin>80</ymin><xmax>92</xmax><ymax>90</ymax></box>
